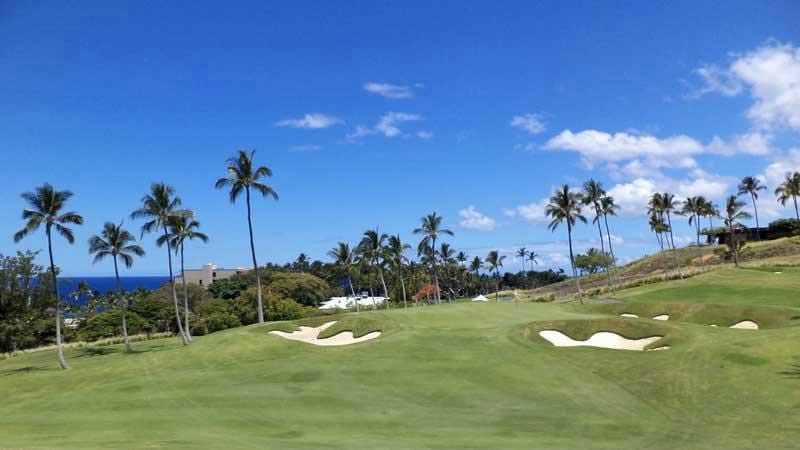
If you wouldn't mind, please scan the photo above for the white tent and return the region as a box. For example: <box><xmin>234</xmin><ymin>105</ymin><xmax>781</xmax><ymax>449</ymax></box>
<box><xmin>472</xmin><ymin>294</ymin><xmax>489</xmax><ymax>302</ymax></box>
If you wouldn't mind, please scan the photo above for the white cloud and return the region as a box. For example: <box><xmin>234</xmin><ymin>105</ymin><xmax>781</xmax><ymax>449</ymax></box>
<box><xmin>276</xmin><ymin>113</ymin><xmax>343</xmax><ymax>129</ymax></box>
<box><xmin>347</xmin><ymin>112</ymin><xmax>424</xmax><ymax>141</ymax></box>
<box><xmin>695</xmin><ymin>41</ymin><xmax>800</xmax><ymax>131</ymax></box>
<box><xmin>511</xmin><ymin>114</ymin><xmax>546</xmax><ymax>134</ymax></box>
<box><xmin>755</xmin><ymin>148</ymin><xmax>800</xmax><ymax>218</ymax></box>
<box><xmin>289</xmin><ymin>145</ymin><xmax>321</xmax><ymax>152</ymax></box>
<box><xmin>706</xmin><ymin>131</ymin><xmax>774</xmax><ymax>156</ymax></box>
<box><xmin>606</xmin><ymin>171</ymin><xmax>732</xmax><ymax>217</ymax></box>
<box><xmin>458</xmin><ymin>206</ymin><xmax>497</xmax><ymax>231</ymax></box>
<box><xmin>503</xmin><ymin>198</ymin><xmax>550</xmax><ymax>223</ymax></box>
<box><xmin>544</xmin><ymin>129</ymin><xmax>704</xmax><ymax>165</ymax></box>
<box><xmin>363</xmin><ymin>82</ymin><xmax>414</xmax><ymax>99</ymax></box>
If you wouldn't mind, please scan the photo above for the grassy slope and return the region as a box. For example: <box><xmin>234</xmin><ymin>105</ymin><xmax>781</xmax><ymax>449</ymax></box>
<box><xmin>2</xmin><ymin>267</ymin><xmax>800</xmax><ymax>449</ymax></box>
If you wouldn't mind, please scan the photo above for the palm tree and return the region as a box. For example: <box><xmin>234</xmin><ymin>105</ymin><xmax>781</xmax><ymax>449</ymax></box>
<box><xmin>13</xmin><ymin>184</ymin><xmax>84</xmax><ymax>369</ymax></box>
<box><xmin>130</xmin><ymin>182</ymin><xmax>190</xmax><ymax>345</ymax></box>
<box><xmin>165</xmin><ymin>215</ymin><xmax>208</xmax><ymax>342</ymax></box>
<box><xmin>88</xmin><ymin>222</ymin><xmax>145</xmax><ymax>352</ymax></box>
<box><xmin>652</xmin><ymin>192</ymin><xmax>683</xmax><ymax>278</ymax></box>
<box><xmin>600</xmin><ymin>195</ymin><xmax>619</xmax><ymax>291</ymax></box>
<box><xmin>485</xmin><ymin>250</ymin><xmax>506</xmax><ymax>301</ymax></box>
<box><xmin>215</xmin><ymin>150</ymin><xmax>278</xmax><ymax>323</ymax></box>
<box><xmin>681</xmin><ymin>196</ymin><xmax>706</xmax><ymax>272</ymax></box>
<box><xmin>526</xmin><ymin>251</ymin><xmax>538</xmax><ymax>266</ymax></box>
<box><xmin>648</xmin><ymin>212</ymin><xmax>667</xmax><ymax>250</ymax></box>
<box><xmin>387</xmin><ymin>235</ymin><xmax>411</xmax><ymax>308</ymax></box>
<box><xmin>582</xmin><ymin>179</ymin><xmax>614</xmax><ymax>293</ymax></box>
<box><xmin>737</xmin><ymin>176</ymin><xmax>767</xmax><ymax>240</ymax></box>
<box><xmin>469</xmin><ymin>256</ymin><xmax>483</xmax><ymax>294</ymax></box>
<box><xmin>328</xmin><ymin>242</ymin><xmax>359</xmax><ymax>312</ymax></box>
<box><xmin>358</xmin><ymin>229</ymin><xmax>390</xmax><ymax>309</ymax></box>
<box><xmin>456</xmin><ymin>251</ymin><xmax>467</xmax><ymax>268</ymax></box>
<box><xmin>774</xmin><ymin>172</ymin><xmax>800</xmax><ymax>221</ymax></box>
<box><xmin>413</xmin><ymin>212</ymin><xmax>453</xmax><ymax>304</ymax></box>
<box><xmin>546</xmin><ymin>185</ymin><xmax>587</xmax><ymax>303</ymax></box>
<box><xmin>724</xmin><ymin>195</ymin><xmax>751</xmax><ymax>267</ymax></box>
<box><xmin>525</xmin><ymin>251</ymin><xmax>539</xmax><ymax>289</ymax></box>
<box><xmin>516</xmin><ymin>247</ymin><xmax>528</xmax><ymax>273</ymax></box>
<box><xmin>702</xmin><ymin>200</ymin><xmax>720</xmax><ymax>244</ymax></box>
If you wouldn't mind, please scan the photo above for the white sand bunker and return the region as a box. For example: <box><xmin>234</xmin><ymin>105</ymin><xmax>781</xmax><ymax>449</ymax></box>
<box><xmin>729</xmin><ymin>320</ymin><xmax>759</xmax><ymax>330</ymax></box>
<box><xmin>539</xmin><ymin>330</ymin><xmax>664</xmax><ymax>351</ymax></box>
<box><xmin>620</xmin><ymin>313</ymin><xmax>639</xmax><ymax>318</ymax></box>
<box><xmin>652</xmin><ymin>314</ymin><xmax>670</xmax><ymax>321</ymax></box>
<box><xmin>269</xmin><ymin>321</ymin><xmax>381</xmax><ymax>346</ymax></box>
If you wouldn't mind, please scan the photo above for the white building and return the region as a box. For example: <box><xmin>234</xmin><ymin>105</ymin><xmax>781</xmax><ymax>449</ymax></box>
<box><xmin>174</xmin><ymin>263</ymin><xmax>250</xmax><ymax>288</ymax></box>
<box><xmin>319</xmin><ymin>295</ymin><xmax>388</xmax><ymax>310</ymax></box>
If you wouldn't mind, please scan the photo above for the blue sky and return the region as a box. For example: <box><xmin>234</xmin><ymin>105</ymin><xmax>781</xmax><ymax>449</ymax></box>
<box><xmin>1</xmin><ymin>1</ymin><xmax>799</xmax><ymax>276</ymax></box>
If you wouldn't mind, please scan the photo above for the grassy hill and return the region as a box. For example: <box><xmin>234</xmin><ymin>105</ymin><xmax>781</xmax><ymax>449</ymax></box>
<box><xmin>528</xmin><ymin>236</ymin><xmax>800</xmax><ymax>299</ymax></box>
<box><xmin>2</xmin><ymin>264</ymin><xmax>800</xmax><ymax>449</ymax></box>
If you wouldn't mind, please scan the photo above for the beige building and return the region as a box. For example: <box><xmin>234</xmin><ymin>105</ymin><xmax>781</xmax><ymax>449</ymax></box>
<box><xmin>175</xmin><ymin>263</ymin><xmax>250</xmax><ymax>287</ymax></box>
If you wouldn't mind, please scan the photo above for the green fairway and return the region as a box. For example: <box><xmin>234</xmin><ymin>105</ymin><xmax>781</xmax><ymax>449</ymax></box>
<box><xmin>2</xmin><ymin>267</ymin><xmax>800</xmax><ymax>449</ymax></box>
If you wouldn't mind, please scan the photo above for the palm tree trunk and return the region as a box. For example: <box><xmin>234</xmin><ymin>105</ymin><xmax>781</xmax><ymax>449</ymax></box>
<box><xmin>794</xmin><ymin>195</ymin><xmax>799</xmax><ymax>222</ymax></box>
<box><xmin>751</xmin><ymin>193</ymin><xmax>761</xmax><ymax>240</ymax></box>
<box><xmin>113</xmin><ymin>255</ymin><xmax>132</xmax><ymax>353</ymax></box>
<box><xmin>163</xmin><ymin>224</ymin><xmax>189</xmax><ymax>345</ymax></box>
<box><xmin>431</xmin><ymin>236</ymin><xmax>440</xmax><ymax>304</ymax></box>
<box><xmin>494</xmin><ymin>269</ymin><xmax>500</xmax><ymax>303</ymax></box>
<box><xmin>666</xmin><ymin>212</ymin><xmax>683</xmax><ymax>279</ymax></box>
<box><xmin>695</xmin><ymin>217</ymin><xmax>705</xmax><ymax>272</ymax></box>
<box><xmin>46</xmin><ymin>228</ymin><xmax>69</xmax><ymax>370</ymax></box>
<box><xmin>378</xmin><ymin>266</ymin><xmax>389</xmax><ymax>310</ymax></box>
<box><xmin>347</xmin><ymin>274</ymin><xmax>359</xmax><ymax>313</ymax></box>
<box><xmin>603</xmin><ymin>213</ymin><xmax>618</xmax><ymax>294</ymax></box>
<box><xmin>567</xmin><ymin>222</ymin><xmax>583</xmax><ymax>303</ymax></box>
<box><xmin>595</xmin><ymin>210</ymin><xmax>614</xmax><ymax>294</ymax></box>
<box><xmin>368</xmin><ymin>277</ymin><xmax>377</xmax><ymax>309</ymax></box>
<box><xmin>180</xmin><ymin>244</ymin><xmax>192</xmax><ymax>342</ymax></box>
<box><xmin>245</xmin><ymin>187</ymin><xmax>264</xmax><ymax>324</ymax></box>
<box><xmin>729</xmin><ymin>222</ymin><xmax>740</xmax><ymax>267</ymax></box>
<box><xmin>398</xmin><ymin>266</ymin><xmax>408</xmax><ymax>308</ymax></box>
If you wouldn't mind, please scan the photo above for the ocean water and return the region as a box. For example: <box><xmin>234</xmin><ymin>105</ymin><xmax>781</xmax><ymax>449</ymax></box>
<box><xmin>57</xmin><ymin>276</ymin><xmax>169</xmax><ymax>302</ymax></box>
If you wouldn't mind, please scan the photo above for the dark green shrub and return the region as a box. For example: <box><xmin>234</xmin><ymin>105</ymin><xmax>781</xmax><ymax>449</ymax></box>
<box><xmin>266</xmin><ymin>272</ymin><xmax>329</xmax><ymax>306</ymax></box>
<box><xmin>77</xmin><ymin>309</ymin><xmax>154</xmax><ymax>341</ymax></box>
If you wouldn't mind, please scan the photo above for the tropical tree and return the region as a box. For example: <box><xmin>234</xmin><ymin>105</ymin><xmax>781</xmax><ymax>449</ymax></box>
<box><xmin>774</xmin><ymin>172</ymin><xmax>800</xmax><ymax>221</ymax></box>
<box><xmin>293</xmin><ymin>253</ymin><xmax>310</xmax><ymax>272</ymax></box>
<box><xmin>681</xmin><ymin>196</ymin><xmax>706</xmax><ymax>271</ymax></box>
<box><xmin>88</xmin><ymin>221</ymin><xmax>145</xmax><ymax>352</ymax></box>
<box><xmin>328</xmin><ymin>242</ymin><xmax>359</xmax><ymax>312</ymax></box>
<box><xmin>702</xmin><ymin>200</ymin><xmax>720</xmax><ymax>244</ymax></box>
<box><xmin>582</xmin><ymin>179</ymin><xmax>614</xmax><ymax>293</ymax></box>
<box><xmin>215</xmin><ymin>149</ymin><xmax>278</xmax><ymax>323</ymax></box>
<box><xmin>13</xmin><ymin>184</ymin><xmax>84</xmax><ymax>369</ymax></box>
<box><xmin>737</xmin><ymin>176</ymin><xmax>767</xmax><ymax>240</ymax></box>
<box><xmin>130</xmin><ymin>182</ymin><xmax>190</xmax><ymax>345</ymax></box>
<box><xmin>469</xmin><ymin>256</ymin><xmax>483</xmax><ymax>294</ymax></box>
<box><xmin>546</xmin><ymin>185</ymin><xmax>587</xmax><ymax>303</ymax></box>
<box><xmin>599</xmin><ymin>195</ymin><xmax>620</xmax><ymax>290</ymax></box>
<box><xmin>456</xmin><ymin>251</ymin><xmax>467</xmax><ymax>268</ymax></box>
<box><xmin>723</xmin><ymin>195</ymin><xmax>752</xmax><ymax>267</ymax></box>
<box><xmin>516</xmin><ymin>247</ymin><xmax>528</xmax><ymax>273</ymax></box>
<box><xmin>526</xmin><ymin>251</ymin><xmax>538</xmax><ymax>266</ymax></box>
<box><xmin>164</xmin><ymin>215</ymin><xmax>208</xmax><ymax>341</ymax></box>
<box><xmin>485</xmin><ymin>250</ymin><xmax>506</xmax><ymax>301</ymax></box>
<box><xmin>358</xmin><ymin>229</ymin><xmax>390</xmax><ymax>309</ymax></box>
<box><xmin>651</xmin><ymin>192</ymin><xmax>683</xmax><ymax>278</ymax></box>
<box><xmin>648</xmin><ymin>212</ymin><xmax>667</xmax><ymax>250</ymax></box>
<box><xmin>387</xmin><ymin>235</ymin><xmax>411</xmax><ymax>308</ymax></box>
<box><xmin>413</xmin><ymin>212</ymin><xmax>453</xmax><ymax>304</ymax></box>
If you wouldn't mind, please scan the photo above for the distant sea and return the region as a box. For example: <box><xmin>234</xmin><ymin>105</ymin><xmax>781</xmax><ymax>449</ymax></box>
<box><xmin>57</xmin><ymin>276</ymin><xmax>169</xmax><ymax>303</ymax></box>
